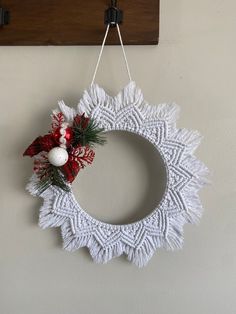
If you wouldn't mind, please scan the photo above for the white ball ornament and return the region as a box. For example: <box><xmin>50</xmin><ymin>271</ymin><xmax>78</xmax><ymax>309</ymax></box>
<box><xmin>48</xmin><ymin>147</ymin><xmax>69</xmax><ymax>167</ymax></box>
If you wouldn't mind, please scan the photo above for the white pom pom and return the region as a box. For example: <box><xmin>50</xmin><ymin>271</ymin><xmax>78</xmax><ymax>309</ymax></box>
<box><xmin>48</xmin><ymin>147</ymin><xmax>69</xmax><ymax>167</ymax></box>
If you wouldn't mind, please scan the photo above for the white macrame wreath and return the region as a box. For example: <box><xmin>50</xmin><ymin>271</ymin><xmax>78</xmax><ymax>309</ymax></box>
<box><xmin>25</xmin><ymin>81</ymin><xmax>209</xmax><ymax>267</ymax></box>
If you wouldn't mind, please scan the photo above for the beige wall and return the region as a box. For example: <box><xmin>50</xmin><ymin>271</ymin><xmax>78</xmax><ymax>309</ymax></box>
<box><xmin>0</xmin><ymin>1</ymin><xmax>235</xmax><ymax>313</ymax></box>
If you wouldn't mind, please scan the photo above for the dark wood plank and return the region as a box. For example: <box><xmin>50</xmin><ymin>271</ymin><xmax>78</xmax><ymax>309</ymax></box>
<box><xmin>0</xmin><ymin>0</ymin><xmax>159</xmax><ymax>45</ymax></box>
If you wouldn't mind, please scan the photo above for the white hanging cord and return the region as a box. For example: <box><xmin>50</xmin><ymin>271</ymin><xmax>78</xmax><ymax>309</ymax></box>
<box><xmin>91</xmin><ymin>24</ymin><xmax>110</xmax><ymax>86</ymax></box>
<box><xmin>91</xmin><ymin>23</ymin><xmax>132</xmax><ymax>86</ymax></box>
<box><xmin>116</xmin><ymin>24</ymin><xmax>132</xmax><ymax>83</ymax></box>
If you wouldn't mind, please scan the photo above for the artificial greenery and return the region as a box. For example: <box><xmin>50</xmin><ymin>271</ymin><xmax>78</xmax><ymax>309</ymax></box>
<box><xmin>36</xmin><ymin>165</ymin><xmax>70</xmax><ymax>194</ymax></box>
<box><xmin>34</xmin><ymin>114</ymin><xmax>106</xmax><ymax>194</ymax></box>
<box><xmin>73</xmin><ymin>116</ymin><xmax>106</xmax><ymax>147</ymax></box>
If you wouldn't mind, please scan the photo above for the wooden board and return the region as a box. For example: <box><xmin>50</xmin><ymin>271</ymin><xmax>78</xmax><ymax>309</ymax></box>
<box><xmin>0</xmin><ymin>0</ymin><xmax>159</xmax><ymax>45</ymax></box>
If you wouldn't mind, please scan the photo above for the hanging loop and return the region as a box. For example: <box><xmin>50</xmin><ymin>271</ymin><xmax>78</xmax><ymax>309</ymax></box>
<box><xmin>91</xmin><ymin>1</ymin><xmax>131</xmax><ymax>86</ymax></box>
<box><xmin>91</xmin><ymin>24</ymin><xmax>132</xmax><ymax>86</ymax></box>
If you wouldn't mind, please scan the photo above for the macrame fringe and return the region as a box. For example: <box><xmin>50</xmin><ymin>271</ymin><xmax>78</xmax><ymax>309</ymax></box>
<box><xmin>25</xmin><ymin>81</ymin><xmax>209</xmax><ymax>267</ymax></box>
<box><xmin>26</xmin><ymin>174</ymin><xmax>41</xmax><ymax>197</ymax></box>
<box><xmin>58</xmin><ymin>100</ymin><xmax>76</xmax><ymax>122</ymax></box>
<box><xmin>77</xmin><ymin>82</ymin><xmax>180</xmax><ymax>125</ymax></box>
<box><xmin>26</xmin><ymin>171</ymin><xmax>207</xmax><ymax>267</ymax></box>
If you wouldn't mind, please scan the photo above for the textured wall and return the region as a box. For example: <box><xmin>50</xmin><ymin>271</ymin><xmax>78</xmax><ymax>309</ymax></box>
<box><xmin>0</xmin><ymin>1</ymin><xmax>235</xmax><ymax>313</ymax></box>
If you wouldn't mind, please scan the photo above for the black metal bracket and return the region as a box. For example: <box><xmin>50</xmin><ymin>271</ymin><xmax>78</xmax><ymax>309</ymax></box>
<box><xmin>104</xmin><ymin>0</ymin><xmax>123</xmax><ymax>27</ymax></box>
<box><xmin>0</xmin><ymin>8</ymin><xmax>10</xmax><ymax>26</ymax></box>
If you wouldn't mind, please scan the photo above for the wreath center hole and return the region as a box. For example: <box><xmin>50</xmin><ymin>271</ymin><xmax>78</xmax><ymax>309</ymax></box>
<box><xmin>73</xmin><ymin>131</ymin><xmax>167</xmax><ymax>224</ymax></box>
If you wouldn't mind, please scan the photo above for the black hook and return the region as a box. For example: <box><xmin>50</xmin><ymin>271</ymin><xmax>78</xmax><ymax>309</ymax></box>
<box><xmin>111</xmin><ymin>0</ymin><xmax>117</xmax><ymax>7</ymax></box>
<box><xmin>104</xmin><ymin>0</ymin><xmax>123</xmax><ymax>27</ymax></box>
<box><xmin>0</xmin><ymin>7</ymin><xmax>10</xmax><ymax>27</ymax></box>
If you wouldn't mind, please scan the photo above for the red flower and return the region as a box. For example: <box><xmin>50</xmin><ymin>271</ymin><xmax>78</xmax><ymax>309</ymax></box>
<box><xmin>23</xmin><ymin>111</ymin><xmax>67</xmax><ymax>157</ymax></box>
<box><xmin>23</xmin><ymin>134</ymin><xmax>56</xmax><ymax>157</ymax></box>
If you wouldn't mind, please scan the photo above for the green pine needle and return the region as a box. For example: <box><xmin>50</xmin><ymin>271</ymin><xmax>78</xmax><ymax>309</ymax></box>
<box><xmin>36</xmin><ymin>166</ymin><xmax>70</xmax><ymax>194</ymax></box>
<box><xmin>51</xmin><ymin>166</ymin><xmax>70</xmax><ymax>192</ymax></box>
<box><xmin>73</xmin><ymin>118</ymin><xmax>106</xmax><ymax>147</ymax></box>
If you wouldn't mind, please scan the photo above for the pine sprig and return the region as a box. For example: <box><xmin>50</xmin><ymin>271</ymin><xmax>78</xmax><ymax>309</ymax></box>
<box><xmin>51</xmin><ymin>166</ymin><xmax>70</xmax><ymax>192</ymax></box>
<box><xmin>73</xmin><ymin>116</ymin><xmax>106</xmax><ymax>147</ymax></box>
<box><xmin>36</xmin><ymin>165</ymin><xmax>70</xmax><ymax>194</ymax></box>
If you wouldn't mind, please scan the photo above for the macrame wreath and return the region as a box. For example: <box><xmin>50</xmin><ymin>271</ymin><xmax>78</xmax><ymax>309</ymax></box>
<box><xmin>24</xmin><ymin>81</ymin><xmax>208</xmax><ymax>267</ymax></box>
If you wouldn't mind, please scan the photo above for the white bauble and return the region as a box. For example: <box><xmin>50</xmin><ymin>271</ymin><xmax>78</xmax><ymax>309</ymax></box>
<box><xmin>48</xmin><ymin>147</ymin><xmax>69</xmax><ymax>167</ymax></box>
